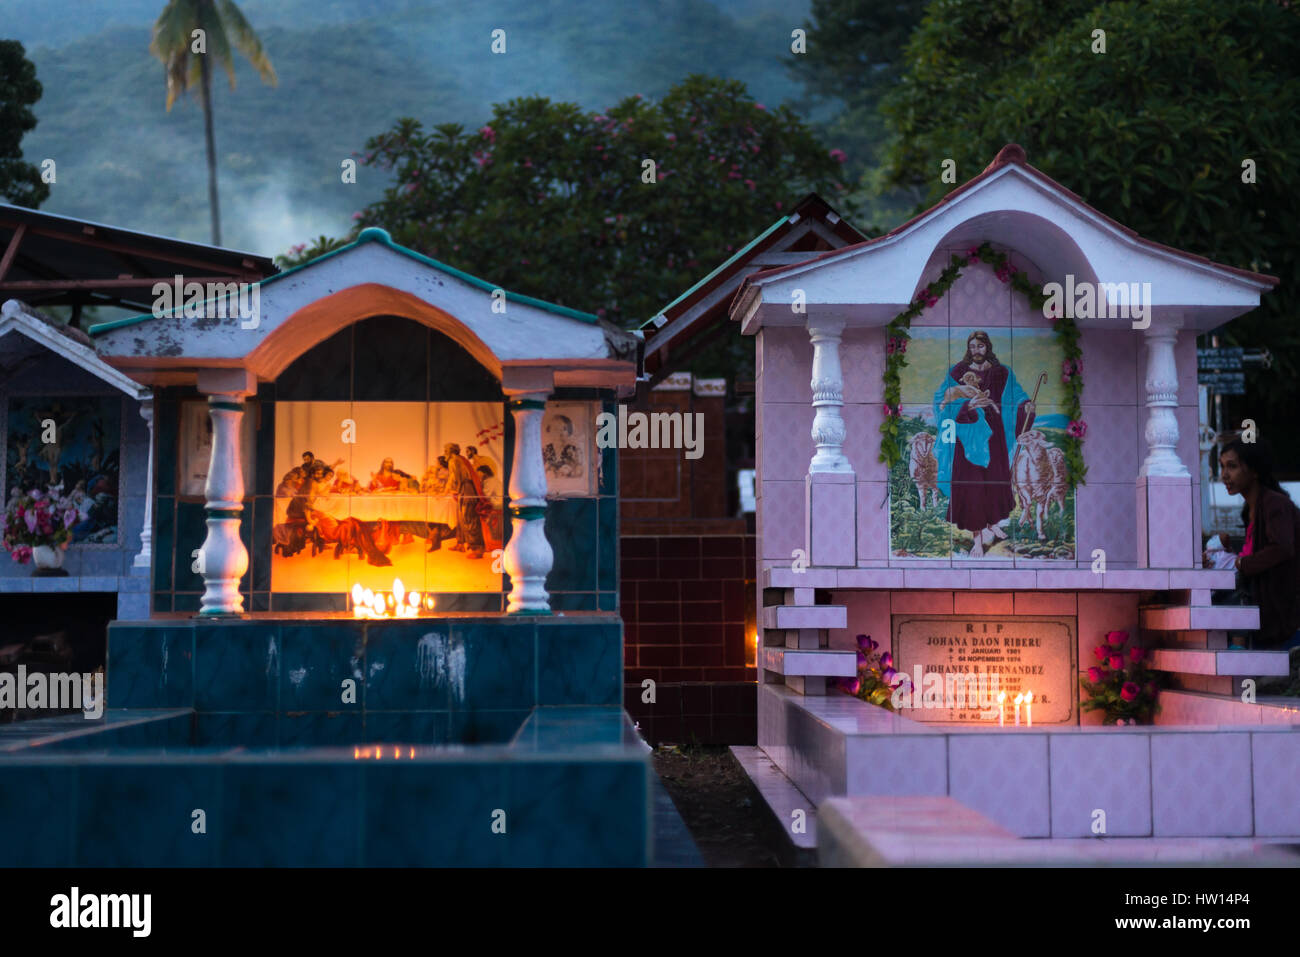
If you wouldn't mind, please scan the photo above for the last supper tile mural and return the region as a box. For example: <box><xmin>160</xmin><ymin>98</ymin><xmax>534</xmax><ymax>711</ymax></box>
<box><xmin>270</xmin><ymin>401</ymin><xmax>505</xmax><ymax>595</ymax></box>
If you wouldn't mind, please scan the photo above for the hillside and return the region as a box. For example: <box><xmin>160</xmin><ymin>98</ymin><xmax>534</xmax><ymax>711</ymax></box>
<box><xmin>9</xmin><ymin>0</ymin><xmax>811</xmax><ymax>256</ymax></box>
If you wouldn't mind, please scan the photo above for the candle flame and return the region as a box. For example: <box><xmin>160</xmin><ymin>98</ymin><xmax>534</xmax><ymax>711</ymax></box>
<box><xmin>351</xmin><ymin>579</ymin><xmax>430</xmax><ymax>618</ymax></box>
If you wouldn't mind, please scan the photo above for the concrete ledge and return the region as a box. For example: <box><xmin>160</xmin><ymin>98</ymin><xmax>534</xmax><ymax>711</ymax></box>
<box><xmin>762</xmin><ymin>604</ymin><xmax>847</xmax><ymax>630</ymax></box>
<box><xmin>761</xmin><ymin>647</ymin><xmax>856</xmax><ymax>678</ymax></box>
<box><xmin>1149</xmin><ymin>648</ymin><xmax>1290</xmax><ymax>677</ymax></box>
<box><xmin>1142</xmin><ymin>604</ymin><xmax>1260</xmax><ymax>631</ymax></box>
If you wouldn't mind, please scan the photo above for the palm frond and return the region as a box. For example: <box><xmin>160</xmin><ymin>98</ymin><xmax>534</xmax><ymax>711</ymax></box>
<box><xmin>217</xmin><ymin>0</ymin><xmax>278</xmax><ymax>86</ymax></box>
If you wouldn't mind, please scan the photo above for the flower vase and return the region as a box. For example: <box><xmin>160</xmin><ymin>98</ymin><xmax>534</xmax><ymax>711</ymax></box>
<box><xmin>31</xmin><ymin>545</ymin><xmax>68</xmax><ymax>577</ymax></box>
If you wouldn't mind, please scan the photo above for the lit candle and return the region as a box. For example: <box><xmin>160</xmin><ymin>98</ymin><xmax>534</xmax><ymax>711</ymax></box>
<box><xmin>1025</xmin><ymin>690</ymin><xmax>1034</xmax><ymax>727</ymax></box>
<box><xmin>1014</xmin><ymin>693</ymin><xmax>1024</xmax><ymax>726</ymax></box>
<box><xmin>997</xmin><ymin>691</ymin><xmax>1006</xmax><ymax>728</ymax></box>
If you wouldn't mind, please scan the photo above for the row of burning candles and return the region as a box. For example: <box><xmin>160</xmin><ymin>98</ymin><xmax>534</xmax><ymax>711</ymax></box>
<box><xmin>350</xmin><ymin>579</ymin><xmax>436</xmax><ymax>619</ymax></box>
<box><xmin>996</xmin><ymin>690</ymin><xmax>1034</xmax><ymax>727</ymax></box>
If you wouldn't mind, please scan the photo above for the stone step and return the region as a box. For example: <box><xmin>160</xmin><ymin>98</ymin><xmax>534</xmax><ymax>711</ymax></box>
<box><xmin>730</xmin><ymin>745</ymin><xmax>818</xmax><ymax>852</ymax></box>
<box><xmin>1149</xmin><ymin>648</ymin><xmax>1290</xmax><ymax>677</ymax></box>
<box><xmin>818</xmin><ymin>796</ymin><xmax>1300</xmax><ymax>866</ymax></box>
<box><xmin>1141</xmin><ymin>604</ymin><xmax>1259</xmax><ymax>631</ymax></box>
<box><xmin>760</xmin><ymin>646</ymin><xmax>857</xmax><ymax>678</ymax></box>
<box><xmin>760</xmin><ymin>604</ymin><xmax>847</xmax><ymax>631</ymax></box>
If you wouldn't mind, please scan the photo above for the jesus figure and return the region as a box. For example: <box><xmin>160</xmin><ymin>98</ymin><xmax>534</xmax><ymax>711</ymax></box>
<box><xmin>933</xmin><ymin>331</ymin><xmax>1035</xmax><ymax>557</ymax></box>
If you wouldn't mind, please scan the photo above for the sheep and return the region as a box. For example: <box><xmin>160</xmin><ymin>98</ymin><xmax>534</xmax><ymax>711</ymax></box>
<box><xmin>1046</xmin><ymin>446</ymin><xmax>1068</xmax><ymax>518</ymax></box>
<box><xmin>908</xmin><ymin>431</ymin><xmax>940</xmax><ymax>509</ymax></box>
<box><xmin>1011</xmin><ymin>429</ymin><xmax>1053</xmax><ymax>540</ymax></box>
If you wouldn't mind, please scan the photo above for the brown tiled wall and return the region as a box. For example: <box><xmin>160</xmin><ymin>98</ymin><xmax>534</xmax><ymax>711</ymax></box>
<box><xmin>621</xmin><ymin>534</ymin><xmax>758</xmax><ymax>744</ymax></box>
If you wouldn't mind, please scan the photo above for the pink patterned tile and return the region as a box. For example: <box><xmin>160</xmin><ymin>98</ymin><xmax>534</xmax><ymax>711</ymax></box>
<box><xmin>759</xmin><ymin>402</ymin><xmax>812</xmax><ymax>480</ymax></box>
<box><xmin>842</xmin><ymin>327</ymin><xmax>885</xmax><ymax>404</ymax></box>
<box><xmin>809</xmin><ymin>477</ymin><xmax>856</xmax><ymax>567</ymax></box>
<box><xmin>1142</xmin><ymin>478</ymin><xmax>1196</xmax><ymax>569</ymax></box>
<box><xmin>843</xmin><ymin>401</ymin><xmax>886</xmax><ymax>479</ymax></box>
<box><xmin>1151</xmin><ymin>733</ymin><xmax>1252</xmax><ymax>836</ymax></box>
<box><xmin>856</xmin><ymin>482</ymin><xmax>889</xmax><ymax>563</ymax></box>
<box><xmin>846</xmin><ymin>735</ymin><xmax>948</xmax><ymax>797</ymax></box>
<box><xmin>1076</xmin><ymin>483</ymin><xmax>1136</xmax><ymax>567</ymax></box>
<box><xmin>892</xmin><ymin>591</ymin><xmax>953</xmax><ymax>614</ymax></box>
<box><xmin>903</xmin><ymin>569</ymin><xmax>970</xmax><ymax>590</ymax></box>
<box><xmin>829</xmin><ymin>590</ymin><xmax>890</xmax><ymax>651</ymax></box>
<box><xmin>759</xmin><ymin>479</ymin><xmax>805</xmax><ymax>561</ymax></box>
<box><xmin>1253</xmin><ymin>733</ymin><xmax>1300</xmax><ymax>836</ymax></box>
<box><xmin>1013</xmin><ymin>592</ymin><xmax>1077</xmax><ymax>615</ymax></box>
<box><xmin>969</xmin><ymin>569</ymin><xmax>1038</xmax><ymax>589</ymax></box>
<box><xmin>757</xmin><ymin>326</ymin><xmax>810</xmax><ymax>404</ymax></box>
<box><xmin>1081</xmin><ymin>405</ymin><xmax>1139</xmax><ymax>483</ymax></box>
<box><xmin>1049</xmin><ymin>733</ymin><xmax>1152</xmax><ymax>836</ymax></box>
<box><xmin>1079</xmin><ymin>330</ymin><xmax>1138</xmax><ymax>406</ymax></box>
<box><xmin>953</xmin><ymin>592</ymin><xmax>1014</xmax><ymax>616</ymax></box>
<box><xmin>948</xmin><ymin>261</ymin><xmax>1011</xmax><ymax>331</ymax></box>
<box><xmin>949</xmin><ymin>734</ymin><xmax>1050</xmax><ymax>837</ymax></box>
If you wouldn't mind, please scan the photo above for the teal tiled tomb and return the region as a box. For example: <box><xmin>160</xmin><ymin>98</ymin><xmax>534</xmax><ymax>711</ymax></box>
<box><xmin>0</xmin><ymin>230</ymin><xmax>651</xmax><ymax>866</ymax></box>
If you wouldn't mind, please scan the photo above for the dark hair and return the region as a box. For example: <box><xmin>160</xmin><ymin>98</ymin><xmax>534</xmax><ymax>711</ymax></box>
<box><xmin>1221</xmin><ymin>437</ymin><xmax>1287</xmax><ymax>523</ymax></box>
<box><xmin>437</xmin><ymin>456</ymin><xmax>448</xmax><ymax>468</ymax></box>
<box><xmin>962</xmin><ymin>330</ymin><xmax>1000</xmax><ymax>366</ymax></box>
<box><xmin>301</xmin><ymin>450</ymin><xmax>314</xmax><ymax>460</ymax></box>
<box><xmin>477</xmin><ymin>464</ymin><xmax>493</xmax><ymax>478</ymax></box>
<box><xmin>467</xmin><ymin>446</ymin><xmax>477</xmax><ymax>456</ymax></box>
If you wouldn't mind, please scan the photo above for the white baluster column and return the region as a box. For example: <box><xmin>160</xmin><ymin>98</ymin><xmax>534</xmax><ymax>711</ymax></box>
<box><xmin>132</xmin><ymin>395</ymin><xmax>155</xmax><ymax>569</ymax></box>
<box><xmin>805</xmin><ymin>315</ymin><xmax>856</xmax><ymax>567</ymax></box>
<box><xmin>197</xmin><ymin>369</ymin><xmax>255</xmax><ymax>616</ymax></box>
<box><xmin>1139</xmin><ymin>321</ymin><xmax>1190</xmax><ymax>478</ymax></box>
<box><xmin>503</xmin><ymin>391</ymin><xmax>554</xmax><ymax>614</ymax></box>
<box><xmin>808</xmin><ymin>316</ymin><xmax>852</xmax><ymax>474</ymax></box>
<box><xmin>1137</xmin><ymin>319</ymin><xmax>1194</xmax><ymax>568</ymax></box>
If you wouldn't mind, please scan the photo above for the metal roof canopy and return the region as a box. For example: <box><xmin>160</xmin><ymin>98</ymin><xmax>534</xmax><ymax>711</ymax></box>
<box><xmin>0</xmin><ymin>203</ymin><xmax>277</xmax><ymax>317</ymax></box>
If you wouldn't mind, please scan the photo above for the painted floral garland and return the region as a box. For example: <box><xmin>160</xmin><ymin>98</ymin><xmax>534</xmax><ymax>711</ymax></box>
<box><xmin>879</xmin><ymin>242</ymin><xmax>1087</xmax><ymax>487</ymax></box>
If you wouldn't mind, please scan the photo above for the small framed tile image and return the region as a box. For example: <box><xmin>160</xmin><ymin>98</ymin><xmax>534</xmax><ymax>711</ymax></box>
<box><xmin>178</xmin><ymin>399</ymin><xmax>257</xmax><ymax>499</ymax></box>
<box><xmin>542</xmin><ymin>402</ymin><xmax>596</xmax><ymax>497</ymax></box>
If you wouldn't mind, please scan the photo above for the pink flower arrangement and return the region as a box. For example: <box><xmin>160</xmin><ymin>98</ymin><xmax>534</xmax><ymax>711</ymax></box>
<box><xmin>4</xmin><ymin>487</ymin><xmax>76</xmax><ymax>562</ymax></box>
<box><xmin>966</xmin><ymin>246</ymin><xmax>981</xmax><ymax>264</ymax></box>
<box><xmin>994</xmin><ymin>262</ymin><xmax>1015</xmax><ymax>283</ymax></box>
<box><xmin>1081</xmin><ymin>633</ymin><xmax>1160</xmax><ymax>724</ymax></box>
<box><xmin>883</xmin><ymin>403</ymin><xmax>901</xmax><ymax>418</ymax></box>
<box><xmin>829</xmin><ymin>148</ymin><xmax>847</xmax><ymax>163</ymax></box>
<box><xmin>478</xmin><ymin>124</ymin><xmax>496</xmax><ymax>142</ymax></box>
<box><xmin>916</xmin><ymin>287</ymin><xmax>940</xmax><ymax>308</ymax></box>
<box><xmin>1066</xmin><ymin>420</ymin><xmax>1088</xmax><ymax>439</ymax></box>
<box><xmin>885</xmin><ymin>336</ymin><xmax>909</xmax><ymax>356</ymax></box>
<box><xmin>839</xmin><ymin>635</ymin><xmax>904</xmax><ymax>709</ymax></box>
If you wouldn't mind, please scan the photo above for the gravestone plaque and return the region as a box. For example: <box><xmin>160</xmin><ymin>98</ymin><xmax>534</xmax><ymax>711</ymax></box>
<box><xmin>891</xmin><ymin>615</ymin><xmax>1076</xmax><ymax>725</ymax></box>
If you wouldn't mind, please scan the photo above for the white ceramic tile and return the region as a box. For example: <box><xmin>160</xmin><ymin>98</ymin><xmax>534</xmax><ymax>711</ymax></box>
<box><xmin>1151</xmin><ymin>732</ymin><xmax>1252</xmax><ymax>836</ymax></box>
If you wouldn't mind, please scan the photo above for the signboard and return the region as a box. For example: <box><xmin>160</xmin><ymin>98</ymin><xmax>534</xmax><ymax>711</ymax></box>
<box><xmin>1197</xmin><ymin>371</ymin><xmax>1246</xmax><ymax>394</ymax></box>
<box><xmin>891</xmin><ymin>615</ymin><xmax>1076</xmax><ymax>725</ymax></box>
<box><xmin>1197</xmin><ymin>347</ymin><xmax>1243</xmax><ymax>371</ymax></box>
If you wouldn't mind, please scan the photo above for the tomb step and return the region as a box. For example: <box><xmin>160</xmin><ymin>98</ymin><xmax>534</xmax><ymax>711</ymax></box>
<box><xmin>760</xmin><ymin>604</ymin><xmax>847</xmax><ymax>630</ymax></box>
<box><xmin>818</xmin><ymin>796</ymin><xmax>1300</xmax><ymax>866</ymax></box>
<box><xmin>1140</xmin><ymin>604</ymin><xmax>1259</xmax><ymax>631</ymax></box>
<box><xmin>1153</xmin><ymin>688</ymin><xmax>1300</xmax><ymax>726</ymax></box>
<box><xmin>730</xmin><ymin>745</ymin><xmax>818</xmax><ymax>859</ymax></box>
<box><xmin>761</xmin><ymin>646</ymin><xmax>857</xmax><ymax>678</ymax></box>
<box><xmin>1148</xmin><ymin>648</ymin><xmax>1291</xmax><ymax>677</ymax></box>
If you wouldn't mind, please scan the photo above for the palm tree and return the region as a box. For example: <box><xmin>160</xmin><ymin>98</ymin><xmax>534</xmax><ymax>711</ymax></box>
<box><xmin>150</xmin><ymin>0</ymin><xmax>276</xmax><ymax>246</ymax></box>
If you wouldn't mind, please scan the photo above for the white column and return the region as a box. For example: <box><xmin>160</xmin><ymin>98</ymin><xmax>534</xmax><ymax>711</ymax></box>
<box><xmin>197</xmin><ymin>369</ymin><xmax>255</xmax><ymax>616</ymax></box>
<box><xmin>503</xmin><ymin>391</ymin><xmax>553</xmax><ymax>614</ymax></box>
<box><xmin>1139</xmin><ymin>321</ymin><xmax>1190</xmax><ymax>478</ymax></box>
<box><xmin>132</xmin><ymin>395</ymin><xmax>155</xmax><ymax>569</ymax></box>
<box><xmin>807</xmin><ymin>316</ymin><xmax>852</xmax><ymax>473</ymax></box>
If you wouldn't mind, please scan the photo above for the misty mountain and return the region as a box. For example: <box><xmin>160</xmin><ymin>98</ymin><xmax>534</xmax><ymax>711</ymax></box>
<box><xmin>9</xmin><ymin>0</ymin><xmax>811</xmax><ymax>257</ymax></box>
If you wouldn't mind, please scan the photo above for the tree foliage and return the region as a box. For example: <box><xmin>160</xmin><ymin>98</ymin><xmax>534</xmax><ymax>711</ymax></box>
<box><xmin>873</xmin><ymin>0</ymin><xmax>1300</xmax><ymax>457</ymax></box>
<box><xmin>281</xmin><ymin>75</ymin><xmax>848</xmax><ymax>332</ymax></box>
<box><xmin>0</xmin><ymin>39</ymin><xmax>49</xmax><ymax>208</ymax></box>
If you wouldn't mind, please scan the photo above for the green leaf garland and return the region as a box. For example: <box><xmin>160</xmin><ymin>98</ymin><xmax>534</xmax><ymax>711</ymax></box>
<box><xmin>878</xmin><ymin>242</ymin><xmax>1088</xmax><ymax>488</ymax></box>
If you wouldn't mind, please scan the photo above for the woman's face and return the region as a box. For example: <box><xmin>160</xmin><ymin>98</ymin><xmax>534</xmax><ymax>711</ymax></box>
<box><xmin>1220</xmin><ymin>449</ymin><xmax>1256</xmax><ymax>496</ymax></box>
